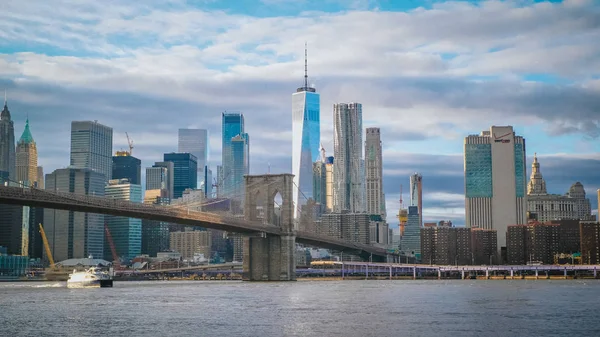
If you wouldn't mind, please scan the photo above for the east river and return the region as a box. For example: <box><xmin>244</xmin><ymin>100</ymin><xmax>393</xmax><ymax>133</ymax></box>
<box><xmin>1</xmin><ymin>280</ymin><xmax>598</xmax><ymax>336</ymax></box>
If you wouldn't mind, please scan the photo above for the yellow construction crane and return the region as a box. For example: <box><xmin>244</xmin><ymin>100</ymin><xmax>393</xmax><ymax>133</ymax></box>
<box><xmin>39</xmin><ymin>224</ymin><xmax>55</xmax><ymax>267</ymax></box>
<box><xmin>126</xmin><ymin>132</ymin><xmax>134</xmax><ymax>155</ymax></box>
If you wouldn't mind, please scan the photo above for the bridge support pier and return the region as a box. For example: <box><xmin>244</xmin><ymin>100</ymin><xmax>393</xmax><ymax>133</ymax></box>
<box><xmin>242</xmin><ymin>234</ymin><xmax>296</xmax><ymax>281</ymax></box>
<box><xmin>594</xmin><ymin>267</ymin><xmax>597</xmax><ymax>279</ymax></box>
<box><xmin>242</xmin><ymin>174</ymin><xmax>296</xmax><ymax>282</ymax></box>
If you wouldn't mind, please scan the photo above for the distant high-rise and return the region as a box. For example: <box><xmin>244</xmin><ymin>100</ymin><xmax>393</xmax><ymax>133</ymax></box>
<box><xmin>366</xmin><ymin>128</ymin><xmax>385</xmax><ymax>217</ymax></box>
<box><xmin>230</xmin><ymin>134</ymin><xmax>249</xmax><ymax>204</ymax></box>
<box><xmin>16</xmin><ymin>119</ymin><xmax>38</xmax><ymax>187</ymax></box>
<box><xmin>527</xmin><ymin>153</ymin><xmax>546</xmax><ymax>195</ymax></box>
<box><xmin>313</xmin><ymin>146</ymin><xmax>327</xmax><ymax>212</ymax></box>
<box><xmin>112</xmin><ymin>153</ymin><xmax>141</xmax><ymax>185</ymax></box>
<box><xmin>409</xmin><ymin>173</ymin><xmax>423</xmax><ymax>227</ymax></box>
<box><xmin>333</xmin><ymin>102</ymin><xmax>363</xmax><ymax>213</ymax></box>
<box><xmin>178</xmin><ymin>129</ymin><xmax>209</xmax><ymax>190</ymax></box>
<box><xmin>36</xmin><ymin>166</ymin><xmax>44</xmax><ymax>189</ymax></box>
<box><xmin>464</xmin><ymin>125</ymin><xmax>527</xmax><ymax>256</ymax></box>
<box><xmin>325</xmin><ymin>156</ymin><xmax>334</xmax><ymax>212</ymax></box>
<box><xmin>221</xmin><ymin>113</ymin><xmax>249</xmax><ymax>199</ymax></box>
<box><xmin>70</xmin><ymin>121</ymin><xmax>113</xmax><ymax>181</ymax></box>
<box><xmin>401</xmin><ymin>206</ymin><xmax>421</xmax><ymax>259</ymax></box>
<box><xmin>163</xmin><ymin>153</ymin><xmax>197</xmax><ymax>199</ymax></box>
<box><xmin>147</xmin><ymin>161</ymin><xmax>174</xmax><ymax>200</ymax></box>
<box><xmin>105</xmin><ymin>179</ymin><xmax>142</xmax><ymax>261</ymax></box>
<box><xmin>292</xmin><ymin>44</ymin><xmax>320</xmax><ymax>218</ymax></box>
<box><xmin>44</xmin><ymin>168</ymin><xmax>105</xmax><ymax>261</ymax></box>
<box><xmin>0</xmin><ymin>96</ymin><xmax>15</xmax><ymax>180</ymax></box>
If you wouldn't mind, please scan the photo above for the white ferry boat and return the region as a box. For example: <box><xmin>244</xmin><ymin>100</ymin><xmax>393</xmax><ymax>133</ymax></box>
<box><xmin>67</xmin><ymin>267</ymin><xmax>113</xmax><ymax>288</ymax></box>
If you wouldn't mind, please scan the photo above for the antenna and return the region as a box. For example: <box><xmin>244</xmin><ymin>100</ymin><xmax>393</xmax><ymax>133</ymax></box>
<box><xmin>3</xmin><ymin>89</ymin><xmax>6</xmax><ymax>105</ymax></box>
<box><xmin>268</xmin><ymin>163</ymin><xmax>271</xmax><ymax>174</ymax></box>
<box><xmin>304</xmin><ymin>42</ymin><xmax>308</xmax><ymax>90</ymax></box>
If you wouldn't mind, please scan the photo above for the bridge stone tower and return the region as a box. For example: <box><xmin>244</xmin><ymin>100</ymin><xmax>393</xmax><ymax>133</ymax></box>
<box><xmin>243</xmin><ymin>174</ymin><xmax>296</xmax><ymax>281</ymax></box>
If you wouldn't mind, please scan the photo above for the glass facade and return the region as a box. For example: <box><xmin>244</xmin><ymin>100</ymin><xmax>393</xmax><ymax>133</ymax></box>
<box><xmin>178</xmin><ymin>129</ymin><xmax>209</xmax><ymax>189</ymax></box>
<box><xmin>0</xmin><ymin>255</ymin><xmax>29</xmax><ymax>278</ymax></box>
<box><xmin>221</xmin><ymin>113</ymin><xmax>248</xmax><ymax>198</ymax></box>
<box><xmin>70</xmin><ymin>121</ymin><xmax>113</xmax><ymax>182</ymax></box>
<box><xmin>514</xmin><ymin>143</ymin><xmax>525</xmax><ymax>198</ymax></box>
<box><xmin>401</xmin><ymin>206</ymin><xmax>421</xmax><ymax>260</ymax></box>
<box><xmin>43</xmin><ymin>168</ymin><xmax>105</xmax><ymax>262</ymax></box>
<box><xmin>292</xmin><ymin>91</ymin><xmax>320</xmax><ymax>217</ymax></box>
<box><xmin>163</xmin><ymin>153</ymin><xmax>198</xmax><ymax>199</ymax></box>
<box><xmin>112</xmin><ymin>155</ymin><xmax>141</xmax><ymax>185</ymax></box>
<box><xmin>105</xmin><ymin>181</ymin><xmax>142</xmax><ymax>261</ymax></box>
<box><xmin>465</xmin><ymin>143</ymin><xmax>493</xmax><ymax>198</ymax></box>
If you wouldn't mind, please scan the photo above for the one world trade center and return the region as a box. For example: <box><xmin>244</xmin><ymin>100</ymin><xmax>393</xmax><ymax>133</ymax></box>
<box><xmin>292</xmin><ymin>44</ymin><xmax>320</xmax><ymax>219</ymax></box>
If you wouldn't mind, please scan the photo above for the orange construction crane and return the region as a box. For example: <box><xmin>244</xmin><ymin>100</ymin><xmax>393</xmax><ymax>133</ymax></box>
<box><xmin>104</xmin><ymin>224</ymin><xmax>120</xmax><ymax>266</ymax></box>
<box><xmin>398</xmin><ymin>184</ymin><xmax>408</xmax><ymax>237</ymax></box>
<box><xmin>39</xmin><ymin>224</ymin><xmax>55</xmax><ymax>267</ymax></box>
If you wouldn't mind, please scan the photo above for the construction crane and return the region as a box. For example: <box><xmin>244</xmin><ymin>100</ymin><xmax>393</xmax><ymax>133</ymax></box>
<box><xmin>125</xmin><ymin>132</ymin><xmax>134</xmax><ymax>155</ymax></box>
<box><xmin>398</xmin><ymin>184</ymin><xmax>408</xmax><ymax>237</ymax></box>
<box><xmin>104</xmin><ymin>224</ymin><xmax>121</xmax><ymax>269</ymax></box>
<box><xmin>39</xmin><ymin>224</ymin><xmax>55</xmax><ymax>267</ymax></box>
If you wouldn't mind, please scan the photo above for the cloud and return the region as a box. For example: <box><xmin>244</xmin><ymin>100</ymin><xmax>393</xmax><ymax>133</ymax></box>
<box><xmin>1</xmin><ymin>0</ymin><xmax>600</xmax><ymax>226</ymax></box>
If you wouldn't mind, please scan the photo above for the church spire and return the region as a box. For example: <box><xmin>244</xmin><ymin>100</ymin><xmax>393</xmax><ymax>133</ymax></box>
<box><xmin>527</xmin><ymin>152</ymin><xmax>547</xmax><ymax>195</ymax></box>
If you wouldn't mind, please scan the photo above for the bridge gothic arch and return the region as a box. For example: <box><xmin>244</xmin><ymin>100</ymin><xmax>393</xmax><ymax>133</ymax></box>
<box><xmin>242</xmin><ymin>174</ymin><xmax>296</xmax><ymax>281</ymax></box>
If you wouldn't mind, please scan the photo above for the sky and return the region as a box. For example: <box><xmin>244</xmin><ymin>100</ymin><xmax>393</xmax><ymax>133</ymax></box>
<box><xmin>1</xmin><ymin>0</ymin><xmax>599</xmax><ymax>226</ymax></box>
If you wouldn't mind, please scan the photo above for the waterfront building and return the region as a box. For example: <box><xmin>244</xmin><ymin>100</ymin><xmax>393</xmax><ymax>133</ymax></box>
<box><xmin>421</xmin><ymin>226</ymin><xmax>471</xmax><ymax>265</ymax></box>
<box><xmin>580</xmin><ymin>222</ymin><xmax>600</xmax><ymax>265</ymax></box>
<box><xmin>105</xmin><ymin>179</ymin><xmax>142</xmax><ymax>261</ymax></box>
<box><xmin>70</xmin><ymin>121</ymin><xmax>113</xmax><ymax>181</ymax></box>
<box><xmin>222</xmin><ymin>113</ymin><xmax>249</xmax><ymax>199</ymax></box>
<box><xmin>464</xmin><ymin>125</ymin><xmax>527</xmax><ymax>257</ymax></box>
<box><xmin>0</xmin><ymin>97</ymin><xmax>15</xmax><ymax>180</ymax></box>
<box><xmin>170</xmin><ymin>229</ymin><xmax>211</xmax><ymax>261</ymax></box>
<box><xmin>507</xmin><ymin>222</ymin><xmax>560</xmax><ymax>265</ymax></box>
<box><xmin>178</xmin><ymin>128</ymin><xmax>209</xmax><ymax>191</ymax></box>
<box><xmin>409</xmin><ymin>173</ymin><xmax>423</xmax><ymax>227</ymax></box>
<box><xmin>369</xmin><ymin>214</ymin><xmax>389</xmax><ymax>247</ymax></box>
<box><xmin>112</xmin><ymin>152</ymin><xmax>141</xmax><ymax>185</ymax></box>
<box><xmin>366</xmin><ymin>128</ymin><xmax>385</xmax><ymax>217</ymax></box>
<box><xmin>0</xmin><ymin>203</ymin><xmax>28</xmax><ymax>255</ymax></box>
<box><xmin>43</xmin><ymin>168</ymin><xmax>105</xmax><ymax>262</ymax></box>
<box><xmin>292</xmin><ymin>45</ymin><xmax>320</xmax><ymax>218</ymax></box>
<box><xmin>471</xmin><ymin>228</ymin><xmax>498</xmax><ymax>265</ymax></box>
<box><xmin>333</xmin><ymin>102</ymin><xmax>364</xmax><ymax>213</ymax></box>
<box><xmin>527</xmin><ymin>154</ymin><xmax>594</xmax><ymax>222</ymax></box>
<box><xmin>146</xmin><ymin>161</ymin><xmax>174</xmax><ymax>200</ymax></box>
<box><xmin>163</xmin><ymin>153</ymin><xmax>197</xmax><ymax>199</ymax></box>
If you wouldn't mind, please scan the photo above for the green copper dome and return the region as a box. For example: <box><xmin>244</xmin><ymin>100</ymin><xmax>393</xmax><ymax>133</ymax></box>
<box><xmin>19</xmin><ymin>119</ymin><xmax>34</xmax><ymax>144</ymax></box>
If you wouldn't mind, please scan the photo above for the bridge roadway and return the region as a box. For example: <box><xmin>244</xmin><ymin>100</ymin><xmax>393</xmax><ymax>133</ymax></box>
<box><xmin>0</xmin><ymin>185</ymin><xmax>391</xmax><ymax>259</ymax></box>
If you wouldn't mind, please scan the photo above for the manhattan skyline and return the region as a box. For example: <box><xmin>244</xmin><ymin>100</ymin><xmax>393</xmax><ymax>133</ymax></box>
<box><xmin>0</xmin><ymin>0</ymin><xmax>599</xmax><ymax>226</ymax></box>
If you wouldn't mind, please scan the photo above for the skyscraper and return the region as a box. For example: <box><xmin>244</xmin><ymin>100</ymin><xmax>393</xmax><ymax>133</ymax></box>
<box><xmin>16</xmin><ymin>119</ymin><xmax>38</xmax><ymax>187</ymax></box>
<box><xmin>292</xmin><ymin>45</ymin><xmax>320</xmax><ymax>218</ymax></box>
<box><xmin>313</xmin><ymin>145</ymin><xmax>327</xmax><ymax>212</ymax></box>
<box><xmin>366</xmin><ymin>128</ymin><xmax>384</xmax><ymax>216</ymax></box>
<box><xmin>105</xmin><ymin>178</ymin><xmax>142</xmax><ymax>261</ymax></box>
<box><xmin>221</xmin><ymin>113</ymin><xmax>249</xmax><ymax>199</ymax></box>
<box><xmin>0</xmin><ymin>96</ymin><xmax>15</xmax><ymax>180</ymax></box>
<box><xmin>333</xmin><ymin>102</ymin><xmax>363</xmax><ymax>213</ymax></box>
<box><xmin>163</xmin><ymin>153</ymin><xmax>198</xmax><ymax>199</ymax></box>
<box><xmin>147</xmin><ymin>161</ymin><xmax>174</xmax><ymax>200</ymax></box>
<box><xmin>230</xmin><ymin>134</ymin><xmax>249</xmax><ymax>204</ymax></box>
<box><xmin>112</xmin><ymin>153</ymin><xmax>141</xmax><ymax>185</ymax></box>
<box><xmin>44</xmin><ymin>168</ymin><xmax>105</xmax><ymax>261</ymax></box>
<box><xmin>464</xmin><ymin>125</ymin><xmax>527</xmax><ymax>256</ymax></box>
<box><xmin>178</xmin><ymin>129</ymin><xmax>209</xmax><ymax>190</ymax></box>
<box><xmin>409</xmin><ymin>173</ymin><xmax>423</xmax><ymax>227</ymax></box>
<box><xmin>70</xmin><ymin>121</ymin><xmax>113</xmax><ymax>181</ymax></box>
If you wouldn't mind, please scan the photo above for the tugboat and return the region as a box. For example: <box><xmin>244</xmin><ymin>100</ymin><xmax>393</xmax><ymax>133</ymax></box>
<box><xmin>67</xmin><ymin>266</ymin><xmax>113</xmax><ymax>288</ymax></box>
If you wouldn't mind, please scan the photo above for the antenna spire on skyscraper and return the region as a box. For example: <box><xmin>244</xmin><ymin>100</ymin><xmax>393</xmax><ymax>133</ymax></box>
<box><xmin>304</xmin><ymin>42</ymin><xmax>308</xmax><ymax>90</ymax></box>
<box><xmin>3</xmin><ymin>89</ymin><xmax>6</xmax><ymax>106</ymax></box>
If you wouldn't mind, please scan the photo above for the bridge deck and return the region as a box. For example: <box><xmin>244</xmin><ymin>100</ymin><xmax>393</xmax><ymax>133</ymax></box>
<box><xmin>0</xmin><ymin>186</ymin><xmax>392</xmax><ymax>258</ymax></box>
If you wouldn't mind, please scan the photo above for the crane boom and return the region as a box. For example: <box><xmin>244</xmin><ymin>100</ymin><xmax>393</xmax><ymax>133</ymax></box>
<box><xmin>125</xmin><ymin>132</ymin><xmax>134</xmax><ymax>155</ymax></box>
<box><xmin>104</xmin><ymin>223</ymin><xmax>119</xmax><ymax>263</ymax></box>
<box><xmin>39</xmin><ymin>224</ymin><xmax>55</xmax><ymax>267</ymax></box>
